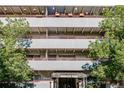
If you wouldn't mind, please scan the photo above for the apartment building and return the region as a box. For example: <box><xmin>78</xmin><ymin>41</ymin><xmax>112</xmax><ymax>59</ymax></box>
<box><xmin>0</xmin><ymin>6</ymin><xmax>111</xmax><ymax>88</ymax></box>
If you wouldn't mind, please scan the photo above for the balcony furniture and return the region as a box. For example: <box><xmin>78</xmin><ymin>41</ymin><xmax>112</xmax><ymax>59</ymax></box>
<box><xmin>55</xmin><ymin>12</ymin><xmax>60</xmax><ymax>17</ymax></box>
<box><xmin>68</xmin><ymin>13</ymin><xmax>73</xmax><ymax>17</ymax></box>
<box><xmin>41</xmin><ymin>10</ymin><xmax>45</xmax><ymax>15</ymax></box>
<box><xmin>79</xmin><ymin>13</ymin><xmax>85</xmax><ymax>17</ymax></box>
<box><xmin>85</xmin><ymin>12</ymin><xmax>89</xmax><ymax>15</ymax></box>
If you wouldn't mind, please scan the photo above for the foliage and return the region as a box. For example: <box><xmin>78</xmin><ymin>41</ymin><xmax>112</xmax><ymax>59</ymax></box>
<box><xmin>0</xmin><ymin>18</ymin><xmax>32</xmax><ymax>87</ymax></box>
<box><xmin>89</xmin><ymin>6</ymin><xmax>124</xmax><ymax>82</ymax></box>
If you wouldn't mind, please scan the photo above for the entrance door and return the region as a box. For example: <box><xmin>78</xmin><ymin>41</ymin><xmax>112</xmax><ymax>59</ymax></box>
<box><xmin>59</xmin><ymin>78</ymin><xmax>76</xmax><ymax>88</ymax></box>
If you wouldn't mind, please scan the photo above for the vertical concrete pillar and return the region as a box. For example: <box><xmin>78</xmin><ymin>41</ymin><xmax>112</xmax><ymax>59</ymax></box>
<box><xmin>76</xmin><ymin>78</ymin><xmax>79</xmax><ymax>88</ymax></box>
<box><xmin>56</xmin><ymin>78</ymin><xmax>59</xmax><ymax>88</ymax></box>
<box><xmin>45</xmin><ymin>6</ymin><xmax>48</xmax><ymax>16</ymax></box>
<box><xmin>50</xmin><ymin>81</ymin><xmax>54</xmax><ymax>88</ymax></box>
<box><xmin>56</xmin><ymin>54</ymin><xmax>59</xmax><ymax>60</ymax></box>
<box><xmin>78</xmin><ymin>79</ymin><xmax>84</xmax><ymax>88</ymax></box>
<box><xmin>82</xmin><ymin>77</ymin><xmax>86</xmax><ymax>88</ymax></box>
<box><xmin>53</xmin><ymin>79</ymin><xmax>56</xmax><ymax>88</ymax></box>
<box><xmin>46</xmin><ymin>29</ymin><xmax>48</xmax><ymax>38</ymax></box>
<box><xmin>45</xmin><ymin>50</ymin><xmax>48</xmax><ymax>60</ymax></box>
<box><xmin>50</xmin><ymin>81</ymin><xmax>52</xmax><ymax>88</ymax></box>
<box><xmin>53</xmin><ymin>78</ymin><xmax>59</xmax><ymax>88</ymax></box>
<box><xmin>85</xmin><ymin>77</ymin><xmax>87</xmax><ymax>88</ymax></box>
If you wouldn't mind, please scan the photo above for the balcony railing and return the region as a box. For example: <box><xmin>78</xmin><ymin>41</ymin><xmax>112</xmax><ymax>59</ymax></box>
<box><xmin>26</xmin><ymin>35</ymin><xmax>102</xmax><ymax>39</ymax></box>
<box><xmin>0</xmin><ymin>17</ymin><xmax>103</xmax><ymax>27</ymax></box>
<box><xmin>0</xmin><ymin>14</ymin><xmax>103</xmax><ymax>18</ymax></box>
<box><xmin>27</xmin><ymin>57</ymin><xmax>92</xmax><ymax>61</ymax></box>
<box><xmin>28</xmin><ymin>39</ymin><xmax>96</xmax><ymax>49</ymax></box>
<box><xmin>28</xmin><ymin>60</ymin><xmax>95</xmax><ymax>71</ymax></box>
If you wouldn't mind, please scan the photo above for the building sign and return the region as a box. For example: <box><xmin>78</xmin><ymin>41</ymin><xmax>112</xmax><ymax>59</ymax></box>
<box><xmin>60</xmin><ymin>75</ymin><xmax>78</xmax><ymax>78</ymax></box>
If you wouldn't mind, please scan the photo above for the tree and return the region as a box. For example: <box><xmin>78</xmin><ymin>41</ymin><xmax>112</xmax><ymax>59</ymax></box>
<box><xmin>0</xmin><ymin>18</ymin><xmax>33</xmax><ymax>87</ymax></box>
<box><xmin>88</xmin><ymin>6</ymin><xmax>124</xmax><ymax>87</ymax></box>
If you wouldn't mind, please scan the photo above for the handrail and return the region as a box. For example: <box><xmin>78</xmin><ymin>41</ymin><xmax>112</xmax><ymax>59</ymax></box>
<box><xmin>0</xmin><ymin>14</ymin><xmax>103</xmax><ymax>18</ymax></box>
<box><xmin>27</xmin><ymin>57</ymin><xmax>93</xmax><ymax>61</ymax></box>
<box><xmin>25</xmin><ymin>35</ymin><xmax>102</xmax><ymax>39</ymax></box>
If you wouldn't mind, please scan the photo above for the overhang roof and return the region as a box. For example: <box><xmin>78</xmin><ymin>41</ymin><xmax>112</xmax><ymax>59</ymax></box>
<box><xmin>0</xmin><ymin>6</ymin><xmax>111</xmax><ymax>16</ymax></box>
<box><xmin>52</xmin><ymin>72</ymin><xmax>87</xmax><ymax>78</ymax></box>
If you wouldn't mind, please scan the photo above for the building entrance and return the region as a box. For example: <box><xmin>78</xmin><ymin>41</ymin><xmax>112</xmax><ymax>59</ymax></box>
<box><xmin>52</xmin><ymin>72</ymin><xmax>87</xmax><ymax>88</ymax></box>
<box><xmin>59</xmin><ymin>78</ymin><xmax>76</xmax><ymax>88</ymax></box>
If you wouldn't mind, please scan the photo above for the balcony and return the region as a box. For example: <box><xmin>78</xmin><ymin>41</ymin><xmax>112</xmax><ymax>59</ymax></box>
<box><xmin>0</xmin><ymin>17</ymin><xmax>103</xmax><ymax>27</ymax></box>
<box><xmin>28</xmin><ymin>39</ymin><xmax>96</xmax><ymax>49</ymax></box>
<box><xmin>27</xmin><ymin>57</ymin><xmax>92</xmax><ymax>61</ymax></box>
<box><xmin>27</xmin><ymin>35</ymin><xmax>102</xmax><ymax>39</ymax></box>
<box><xmin>28</xmin><ymin>60</ymin><xmax>95</xmax><ymax>71</ymax></box>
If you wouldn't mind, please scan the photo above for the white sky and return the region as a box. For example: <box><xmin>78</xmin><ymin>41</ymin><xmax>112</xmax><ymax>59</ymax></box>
<box><xmin>0</xmin><ymin>0</ymin><xmax>124</xmax><ymax>6</ymax></box>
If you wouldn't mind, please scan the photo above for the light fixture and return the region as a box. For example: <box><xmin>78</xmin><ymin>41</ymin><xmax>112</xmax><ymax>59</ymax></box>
<box><xmin>85</xmin><ymin>11</ymin><xmax>89</xmax><ymax>15</ymax></box>
<box><xmin>33</xmin><ymin>8</ymin><xmax>37</xmax><ymax>11</ymax></box>
<box><xmin>52</xmin><ymin>6</ymin><xmax>55</xmax><ymax>10</ymax></box>
<box><xmin>23</xmin><ymin>8</ymin><xmax>27</xmax><ymax>11</ymax></box>
<box><xmin>102</xmin><ymin>8</ymin><xmax>105</xmax><ymax>11</ymax></box>
<box><xmin>4</xmin><ymin>8</ymin><xmax>7</xmax><ymax>11</ymax></box>
<box><xmin>41</xmin><ymin>10</ymin><xmax>44</xmax><ymax>14</ymax></box>
<box><xmin>74</xmin><ymin>7</ymin><xmax>78</xmax><ymax>10</ymax></box>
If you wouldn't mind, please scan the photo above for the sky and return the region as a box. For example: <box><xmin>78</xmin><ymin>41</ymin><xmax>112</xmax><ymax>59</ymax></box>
<box><xmin>0</xmin><ymin>0</ymin><xmax>124</xmax><ymax>6</ymax></box>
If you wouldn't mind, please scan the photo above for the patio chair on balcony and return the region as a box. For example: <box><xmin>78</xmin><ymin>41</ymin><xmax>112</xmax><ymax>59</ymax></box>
<box><xmin>55</xmin><ymin>12</ymin><xmax>60</xmax><ymax>17</ymax></box>
<box><xmin>79</xmin><ymin>12</ymin><xmax>85</xmax><ymax>17</ymax></box>
<box><xmin>68</xmin><ymin>12</ymin><xmax>73</xmax><ymax>17</ymax></box>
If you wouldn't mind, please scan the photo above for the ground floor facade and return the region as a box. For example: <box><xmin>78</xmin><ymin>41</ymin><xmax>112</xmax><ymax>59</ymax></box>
<box><xmin>30</xmin><ymin>71</ymin><xmax>124</xmax><ymax>88</ymax></box>
<box><xmin>32</xmin><ymin>71</ymin><xmax>87</xmax><ymax>88</ymax></box>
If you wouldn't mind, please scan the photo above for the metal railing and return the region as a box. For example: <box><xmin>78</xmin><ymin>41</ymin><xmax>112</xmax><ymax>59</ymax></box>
<box><xmin>27</xmin><ymin>57</ymin><xmax>92</xmax><ymax>61</ymax></box>
<box><xmin>0</xmin><ymin>14</ymin><xmax>103</xmax><ymax>18</ymax></box>
<box><xmin>26</xmin><ymin>35</ymin><xmax>102</xmax><ymax>39</ymax></box>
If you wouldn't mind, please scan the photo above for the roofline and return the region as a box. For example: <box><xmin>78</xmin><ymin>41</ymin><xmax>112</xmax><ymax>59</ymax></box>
<box><xmin>0</xmin><ymin>0</ymin><xmax>121</xmax><ymax>6</ymax></box>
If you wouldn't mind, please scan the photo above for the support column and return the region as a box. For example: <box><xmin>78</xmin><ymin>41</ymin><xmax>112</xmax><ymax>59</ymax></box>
<box><xmin>50</xmin><ymin>81</ymin><xmax>52</xmax><ymax>88</ymax></box>
<box><xmin>85</xmin><ymin>77</ymin><xmax>87</xmax><ymax>87</ymax></box>
<box><xmin>56</xmin><ymin>54</ymin><xmax>59</xmax><ymax>60</ymax></box>
<box><xmin>56</xmin><ymin>78</ymin><xmax>59</xmax><ymax>88</ymax></box>
<box><xmin>46</xmin><ymin>29</ymin><xmax>48</xmax><ymax>38</ymax></box>
<box><xmin>50</xmin><ymin>81</ymin><xmax>54</xmax><ymax>88</ymax></box>
<box><xmin>53</xmin><ymin>78</ymin><xmax>58</xmax><ymax>88</ymax></box>
<box><xmin>51</xmin><ymin>81</ymin><xmax>54</xmax><ymax>88</ymax></box>
<box><xmin>45</xmin><ymin>50</ymin><xmax>48</xmax><ymax>60</ymax></box>
<box><xmin>53</xmin><ymin>79</ymin><xmax>56</xmax><ymax>88</ymax></box>
<box><xmin>45</xmin><ymin>6</ymin><xmax>48</xmax><ymax>16</ymax></box>
<box><xmin>76</xmin><ymin>78</ymin><xmax>79</xmax><ymax>88</ymax></box>
<box><xmin>82</xmin><ymin>77</ymin><xmax>86</xmax><ymax>88</ymax></box>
